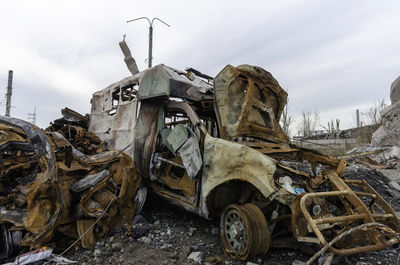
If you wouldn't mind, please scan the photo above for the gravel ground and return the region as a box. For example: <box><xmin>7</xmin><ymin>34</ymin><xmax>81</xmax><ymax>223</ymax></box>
<box><xmin>62</xmin><ymin>166</ymin><xmax>400</xmax><ymax>265</ymax></box>
<box><xmin>3</xmin><ymin>166</ymin><xmax>400</xmax><ymax>265</ymax></box>
<box><xmin>65</xmin><ymin>197</ymin><xmax>311</xmax><ymax>265</ymax></box>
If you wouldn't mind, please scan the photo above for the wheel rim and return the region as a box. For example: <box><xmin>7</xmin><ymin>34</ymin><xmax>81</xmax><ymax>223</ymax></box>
<box><xmin>220</xmin><ymin>203</ymin><xmax>270</xmax><ymax>260</ymax></box>
<box><xmin>220</xmin><ymin>204</ymin><xmax>252</xmax><ymax>259</ymax></box>
<box><xmin>225</xmin><ymin>209</ymin><xmax>247</xmax><ymax>252</ymax></box>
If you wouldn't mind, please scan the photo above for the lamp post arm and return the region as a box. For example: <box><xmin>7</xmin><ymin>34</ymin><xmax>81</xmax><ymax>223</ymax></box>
<box><xmin>127</xmin><ymin>17</ymin><xmax>151</xmax><ymax>25</ymax></box>
<box><xmin>151</xmin><ymin>17</ymin><xmax>170</xmax><ymax>27</ymax></box>
<box><xmin>126</xmin><ymin>16</ymin><xmax>170</xmax><ymax>68</ymax></box>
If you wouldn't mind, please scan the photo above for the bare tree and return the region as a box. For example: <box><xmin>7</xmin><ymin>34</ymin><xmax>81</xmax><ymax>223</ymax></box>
<box><xmin>320</xmin><ymin>118</ymin><xmax>340</xmax><ymax>137</ymax></box>
<box><xmin>280</xmin><ymin>98</ymin><xmax>295</xmax><ymax>137</ymax></box>
<box><xmin>297</xmin><ymin>110</ymin><xmax>319</xmax><ymax>138</ymax></box>
<box><xmin>362</xmin><ymin>99</ymin><xmax>387</xmax><ymax>125</ymax></box>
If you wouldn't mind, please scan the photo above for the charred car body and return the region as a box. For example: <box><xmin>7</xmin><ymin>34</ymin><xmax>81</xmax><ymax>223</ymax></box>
<box><xmin>0</xmin><ymin>112</ymin><xmax>142</xmax><ymax>260</ymax></box>
<box><xmin>89</xmin><ymin>54</ymin><xmax>400</xmax><ymax>260</ymax></box>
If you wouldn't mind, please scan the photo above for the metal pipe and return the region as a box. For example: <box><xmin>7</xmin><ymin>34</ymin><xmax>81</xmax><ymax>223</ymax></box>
<box><xmin>305</xmin><ymin>223</ymin><xmax>397</xmax><ymax>262</ymax></box>
<box><xmin>154</xmin><ymin>155</ymin><xmax>185</xmax><ymax>169</ymax></box>
<box><xmin>148</xmin><ymin>25</ymin><xmax>153</xmax><ymax>67</ymax></box>
<box><xmin>5</xmin><ymin>70</ymin><xmax>13</xmax><ymax>116</ymax></box>
<box><xmin>314</xmin><ymin>214</ymin><xmax>394</xmax><ymax>225</ymax></box>
<box><xmin>353</xmin><ymin>191</ymin><xmax>376</xmax><ymax>198</ymax></box>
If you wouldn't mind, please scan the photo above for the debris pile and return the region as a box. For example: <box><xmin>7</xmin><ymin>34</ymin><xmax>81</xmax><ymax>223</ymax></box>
<box><xmin>343</xmin><ymin>145</ymin><xmax>400</xmax><ymax>169</ymax></box>
<box><xmin>345</xmin><ymin>75</ymin><xmax>400</xmax><ymax>171</ymax></box>
<box><xmin>372</xmin><ymin>75</ymin><xmax>400</xmax><ymax>146</ymax></box>
<box><xmin>344</xmin><ymin>165</ymin><xmax>400</xmax><ymax>211</ymax></box>
<box><xmin>372</xmin><ymin>101</ymin><xmax>400</xmax><ymax>146</ymax></box>
<box><xmin>66</xmin><ymin>195</ymin><xmax>400</xmax><ymax>265</ymax></box>
<box><xmin>390</xmin><ymin>75</ymin><xmax>400</xmax><ymax>105</ymax></box>
<box><xmin>0</xmin><ymin>111</ymin><xmax>141</xmax><ymax>261</ymax></box>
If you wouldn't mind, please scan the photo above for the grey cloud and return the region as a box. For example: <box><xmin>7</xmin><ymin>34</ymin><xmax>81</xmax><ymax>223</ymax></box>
<box><xmin>1</xmin><ymin>0</ymin><xmax>400</xmax><ymax>132</ymax></box>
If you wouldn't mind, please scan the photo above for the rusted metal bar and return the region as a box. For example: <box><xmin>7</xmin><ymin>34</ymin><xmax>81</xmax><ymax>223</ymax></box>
<box><xmin>305</xmin><ymin>223</ymin><xmax>398</xmax><ymax>263</ymax></box>
<box><xmin>354</xmin><ymin>191</ymin><xmax>377</xmax><ymax>198</ymax></box>
<box><xmin>327</xmin><ymin>172</ymin><xmax>379</xmax><ymax>241</ymax></box>
<box><xmin>301</xmin><ymin>190</ymin><xmax>350</xmax><ymax>198</ymax></box>
<box><xmin>344</xmin><ymin>179</ymin><xmax>364</xmax><ymax>184</ymax></box>
<box><xmin>314</xmin><ymin>214</ymin><xmax>394</xmax><ymax>225</ymax></box>
<box><xmin>314</xmin><ymin>214</ymin><xmax>368</xmax><ymax>224</ymax></box>
<box><xmin>154</xmin><ymin>155</ymin><xmax>185</xmax><ymax>168</ymax></box>
<box><xmin>299</xmin><ymin>172</ymin><xmax>400</xmax><ymax>256</ymax></box>
<box><xmin>330</xmin><ymin>242</ymin><xmax>387</xmax><ymax>255</ymax></box>
<box><xmin>300</xmin><ymin>193</ymin><xmax>334</xmax><ymax>246</ymax></box>
<box><xmin>344</xmin><ymin>178</ymin><xmax>400</xmax><ymax>230</ymax></box>
<box><xmin>371</xmin><ymin>214</ymin><xmax>395</xmax><ymax>219</ymax></box>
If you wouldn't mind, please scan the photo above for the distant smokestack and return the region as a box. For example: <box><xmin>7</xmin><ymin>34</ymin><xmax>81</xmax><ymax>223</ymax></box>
<box><xmin>356</xmin><ymin>109</ymin><xmax>360</xmax><ymax>127</ymax></box>
<box><xmin>5</xmin><ymin>70</ymin><xmax>13</xmax><ymax>117</ymax></box>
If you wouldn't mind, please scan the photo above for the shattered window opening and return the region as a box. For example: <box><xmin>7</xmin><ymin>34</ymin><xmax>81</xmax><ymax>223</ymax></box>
<box><xmin>112</xmin><ymin>89</ymin><xmax>119</xmax><ymax>105</ymax></box>
<box><xmin>120</xmin><ymin>83</ymin><xmax>138</xmax><ymax>102</ymax></box>
<box><xmin>200</xmin><ymin>117</ymin><xmax>219</xmax><ymax>137</ymax></box>
<box><xmin>107</xmin><ymin>89</ymin><xmax>121</xmax><ymax>116</ymax></box>
<box><xmin>164</xmin><ymin>112</ymin><xmax>190</xmax><ymax>129</ymax></box>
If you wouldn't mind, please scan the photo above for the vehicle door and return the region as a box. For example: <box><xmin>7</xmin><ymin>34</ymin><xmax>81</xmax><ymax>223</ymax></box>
<box><xmin>148</xmin><ymin>101</ymin><xmax>204</xmax><ymax>204</ymax></box>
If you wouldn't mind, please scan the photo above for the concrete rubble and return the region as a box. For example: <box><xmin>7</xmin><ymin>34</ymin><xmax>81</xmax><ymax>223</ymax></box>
<box><xmin>372</xmin><ymin>101</ymin><xmax>400</xmax><ymax>146</ymax></box>
<box><xmin>372</xmin><ymin>75</ymin><xmax>400</xmax><ymax>147</ymax></box>
<box><xmin>390</xmin><ymin>75</ymin><xmax>400</xmax><ymax>104</ymax></box>
<box><xmin>345</xmin><ymin>75</ymin><xmax>400</xmax><ymax>178</ymax></box>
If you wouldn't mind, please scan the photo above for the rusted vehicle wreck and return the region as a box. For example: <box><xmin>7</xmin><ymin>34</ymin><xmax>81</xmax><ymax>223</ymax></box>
<box><xmin>89</xmin><ymin>56</ymin><xmax>400</xmax><ymax>260</ymax></box>
<box><xmin>0</xmin><ymin>113</ymin><xmax>142</xmax><ymax>260</ymax></box>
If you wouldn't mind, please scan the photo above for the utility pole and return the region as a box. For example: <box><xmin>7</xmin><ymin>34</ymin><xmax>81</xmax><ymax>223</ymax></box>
<box><xmin>127</xmin><ymin>17</ymin><xmax>170</xmax><ymax>68</ymax></box>
<box><xmin>27</xmin><ymin>106</ymin><xmax>36</xmax><ymax>124</ymax></box>
<box><xmin>5</xmin><ymin>70</ymin><xmax>13</xmax><ymax>116</ymax></box>
<box><xmin>356</xmin><ymin>109</ymin><xmax>360</xmax><ymax>127</ymax></box>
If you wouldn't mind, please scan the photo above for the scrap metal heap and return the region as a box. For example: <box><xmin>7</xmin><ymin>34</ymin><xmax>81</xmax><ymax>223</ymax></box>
<box><xmin>90</xmin><ymin>56</ymin><xmax>400</xmax><ymax>261</ymax></box>
<box><xmin>0</xmin><ymin>110</ymin><xmax>141</xmax><ymax>260</ymax></box>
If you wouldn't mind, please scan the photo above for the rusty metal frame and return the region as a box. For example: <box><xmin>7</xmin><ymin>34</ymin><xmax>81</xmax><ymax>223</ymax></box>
<box><xmin>298</xmin><ymin>172</ymin><xmax>400</xmax><ymax>255</ymax></box>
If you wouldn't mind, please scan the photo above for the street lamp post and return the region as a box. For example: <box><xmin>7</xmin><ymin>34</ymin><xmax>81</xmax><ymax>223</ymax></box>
<box><xmin>127</xmin><ymin>17</ymin><xmax>170</xmax><ymax>68</ymax></box>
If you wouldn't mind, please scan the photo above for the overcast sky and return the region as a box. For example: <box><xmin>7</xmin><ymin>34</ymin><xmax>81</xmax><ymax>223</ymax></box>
<box><xmin>0</xmin><ymin>0</ymin><xmax>399</xmax><ymax>134</ymax></box>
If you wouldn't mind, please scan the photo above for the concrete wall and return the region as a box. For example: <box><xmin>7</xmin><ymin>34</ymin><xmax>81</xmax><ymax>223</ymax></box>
<box><xmin>293</xmin><ymin>138</ymin><xmax>358</xmax><ymax>157</ymax></box>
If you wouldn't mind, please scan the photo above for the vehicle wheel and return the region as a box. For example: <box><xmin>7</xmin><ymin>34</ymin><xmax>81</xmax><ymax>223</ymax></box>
<box><xmin>220</xmin><ymin>203</ymin><xmax>270</xmax><ymax>260</ymax></box>
<box><xmin>241</xmin><ymin>203</ymin><xmax>270</xmax><ymax>255</ymax></box>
